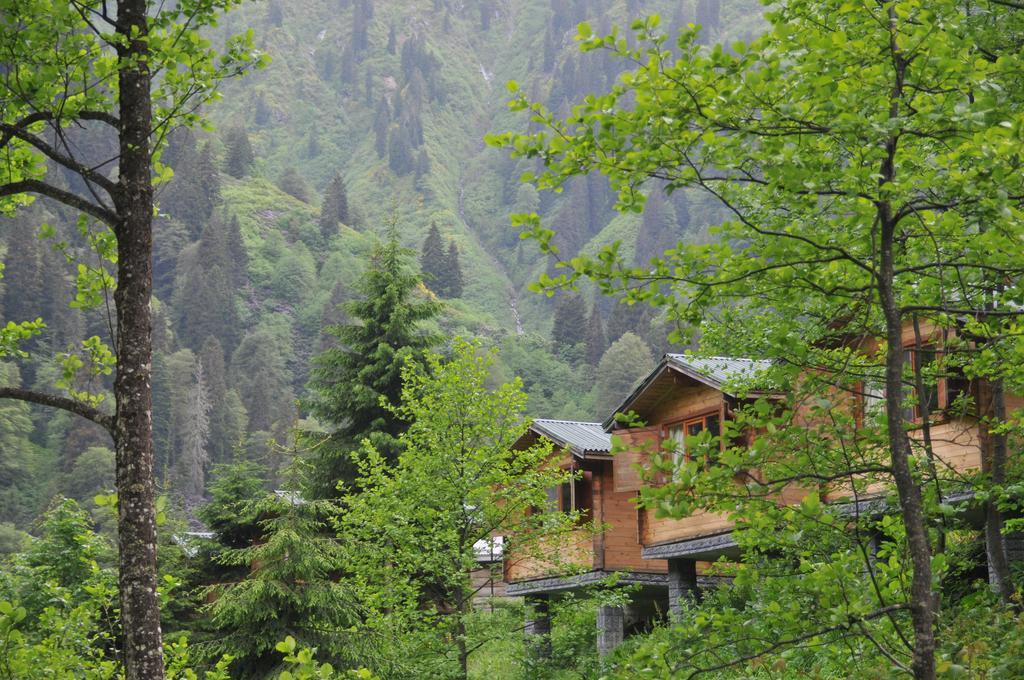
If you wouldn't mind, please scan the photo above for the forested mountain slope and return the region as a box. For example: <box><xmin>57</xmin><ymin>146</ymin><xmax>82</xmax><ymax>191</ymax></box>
<box><xmin>0</xmin><ymin>0</ymin><xmax>762</xmax><ymax>527</ymax></box>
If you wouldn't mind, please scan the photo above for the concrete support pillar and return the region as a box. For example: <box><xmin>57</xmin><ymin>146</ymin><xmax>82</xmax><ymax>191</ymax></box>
<box><xmin>667</xmin><ymin>558</ymin><xmax>698</xmax><ymax>617</ymax></box>
<box><xmin>596</xmin><ymin>605</ymin><xmax>625</xmax><ymax>658</ymax></box>
<box><xmin>524</xmin><ymin>595</ymin><xmax>551</xmax><ymax>660</ymax></box>
<box><xmin>1005</xmin><ymin>532</ymin><xmax>1024</xmax><ymax>565</ymax></box>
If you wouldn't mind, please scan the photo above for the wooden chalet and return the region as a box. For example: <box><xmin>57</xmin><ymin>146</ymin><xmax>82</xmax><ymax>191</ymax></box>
<box><xmin>506</xmin><ymin>419</ymin><xmax>668</xmax><ymax>656</ymax></box>
<box><xmin>509</xmin><ymin>341</ymin><xmax>1024</xmax><ymax>657</ymax></box>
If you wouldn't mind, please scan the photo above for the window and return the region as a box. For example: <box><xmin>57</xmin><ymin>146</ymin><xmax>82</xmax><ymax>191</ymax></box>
<box><xmin>665</xmin><ymin>413</ymin><xmax>722</xmax><ymax>473</ymax></box>
<box><xmin>549</xmin><ymin>470</ymin><xmax>593</xmax><ymax>517</ymax></box>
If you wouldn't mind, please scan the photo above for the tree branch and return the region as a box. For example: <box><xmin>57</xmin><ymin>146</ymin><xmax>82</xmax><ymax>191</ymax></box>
<box><xmin>0</xmin><ymin>386</ymin><xmax>114</xmax><ymax>433</ymax></box>
<box><xmin>0</xmin><ymin>179</ymin><xmax>117</xmax><ymax>224</ymax></box>
<box><xmin>0</xmin><ymin>122</ymin><xmax>118</xmax><ymax>196</ymax></box>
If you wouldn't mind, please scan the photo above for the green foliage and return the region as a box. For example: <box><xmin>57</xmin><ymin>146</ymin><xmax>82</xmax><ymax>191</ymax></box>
<box><xmin>593</xmin><ymin>332</ymin><xmax>654</xmax><ymax>419</ymax></box>
<box><xmin>304</xmin><ymin>233</ymin><xmax>440</xmax><ymax>496</ymax></box>
<box><xmin>202</xmin><ymin>487</ymin><xmax>352</xmax><ymax>678</ymax></box>
<box><xmin>223</xmin><ymin>126</ymin><xmax>256</xmax><ymax>178</ymax></box>
<box><xmin>198</xmin><ymin>461</ymin><xmax>268</xmax><ymax>549</ymax></box>
<box><xmin>338</xmin><ymin>339</ymin><xmax>579</xmax><ymax>678</ymax></box>
<box><xmin>492</xmin><ymin>0</ymin><xmax>1024</xmax><ymax>674</ymax></box>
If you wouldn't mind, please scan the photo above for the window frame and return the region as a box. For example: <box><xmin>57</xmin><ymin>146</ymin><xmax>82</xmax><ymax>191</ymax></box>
<box><xmin>663</xmin><ymin>410</ymin><xmax>723</xmax><ymax>473</ymax></box>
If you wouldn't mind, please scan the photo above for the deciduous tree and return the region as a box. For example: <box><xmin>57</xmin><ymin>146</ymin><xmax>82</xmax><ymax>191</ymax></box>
<box><xmin>0</xmin><ymin>4</ymin><xmax>263</xmax><ymax>676</ymax></box>
<box><xmin>492</xmin><ymin>4</ymin><xmax>1024</xmax><ymax>677</ymax></box>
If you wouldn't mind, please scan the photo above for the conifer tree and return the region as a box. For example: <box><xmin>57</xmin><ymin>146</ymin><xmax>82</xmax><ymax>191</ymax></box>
<box><xmin>223</xmin><ymin>126</ymin><xmax>255</xmax><ymax>178</ymax></box>
<box><xmin>387</xmin><ymin>22</ymin><xmax>397</xmax><ymax>54</ymax></box>
<box><xmin>584</xmin><ymin>303</ymin><xmax>607</xmax><ymax>367</ymax></box>
<box><xmin>550</xmin><ymin>292</ymin><xmax>586</xmax><ymax>352</ymax></box>
<box><xmin>373</xmin><ymin>97</ymin><xmax>390</xmax><ymax>159</ymax></box>
<box><xmin>203</xmin><ymin>489</ymin><xmax>351</xmax><ymax>676</ymax></box>
<box><xmin>225</xmin><ymin>214</ymin><xmax>248</xmax><ymax>289</ymax></box>
<box><xmin>304</xmin><ymin>234</ymin><xmax>440</xmax><ymax>497</ymax></box>
<box><xmin>175</xmin><ymin>217</ymin><xmax>242</xmax><ymax>354</ymax></box>
<box><xmin>388</xmin><ymin>125</ymin><xmax>414</xmax><ymax>176</ymax></box>
<box><xmin>318</xmin><ymin>173</ymin><xmax>350</xmax><ymax>240</ymax></box>
<box><xmin>178</xmin><ymin>362</ymin><xmax>212</xmax><ymax>508</ymax></box>
<box><xmin>443</xmin><ymin>240</ymin><xmax>463</xmax><ymax>298</ymax></box>
<box><xmin>419</xmin><ymin>222</ymin><xmax>445</xmax><ymax>291</ymax></box>
<box><xmin>364</xmin><ymin>66</ymin><xmax>375</xmax><ymax>107</ymax></box>
<box><xmin>253</xmin><ymin>93</ymin><xmax>272</xmax><ymax>126</ymax></box>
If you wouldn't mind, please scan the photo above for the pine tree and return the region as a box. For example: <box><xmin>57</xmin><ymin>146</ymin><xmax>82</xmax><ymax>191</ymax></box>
<box><xmin>175</xmin><ymin>217</ymin><xmax>242</xmax><ymax>353</ymax></box>
<box><xmin>364</xmin><ymin>66</ymin><xmax>375</xmax><ymax>107</ymax></box>
<box><xmin>584</xmin><ymin>303</ymin><xmax>607</xmax><ymax>367</ymax></box>
<box><xmin>223</xmin><ymin>126</ymin><xmax>255</xmax><ymax>178</ymax></box>
<box><xmin>178</xmin><ymin>362</ymin><xmax>212</xmax><ymax>507</ymax></box>
<box><xmin>388</xmin><ymin>124</ymin><xmax>414</xmax><ymax>176</ymax></box>
<box><xmin>419</xmin><ymin>222</ymin><xmax>445</xmax><ymax>292</ymax></box>
<box><xmin>443</xmin><ymin>241</ymin><xmax>463</xmax><ymax>298</ymax></box>
<box><xmin>551</xmin><ymin>292</ymin><xmax>587</xmax><ymax>351</ymax></box>
<box><xmin>373</xmin><ymin>97</ymin><xmax>390</xmax><ymax>159</ymax></box>
<box><xmin>203</xmin><ymin>490</ymin><xmax>351</xmax><ymax>676</ymax></box>
<box><xmin>387</xmin><ymin>22</ymin><xmax>397</xmax><ymax>54</ymax></box>
<box><xmin>225</xmin><ymin>214</ymin><xmax>248</xmax><ymax>289</ymax></box>
<box><xmin>304</xmin><ymin>234</ymin><xmax>440</xmax><ymax>497</ymax></box>
<box><xmin>318</xmin><ymin>173</ymin><xmax>350</xmax><ymax>240</ymax></box>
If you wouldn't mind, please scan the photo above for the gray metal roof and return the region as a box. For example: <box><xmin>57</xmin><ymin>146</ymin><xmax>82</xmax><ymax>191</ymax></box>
<box><xmin>665</xmin><ymin>355</ymin><xmax>775</xmax><ymax>390</ymax></box>
<box><xmin>602</xmin><ymin>354</ymin><xmax>778</xmax><ymax>430</ymax></box>
<box><xmin>530</xmin><ymin>419</ymin><xmax>612</xmax><ymax>457</ymax></box>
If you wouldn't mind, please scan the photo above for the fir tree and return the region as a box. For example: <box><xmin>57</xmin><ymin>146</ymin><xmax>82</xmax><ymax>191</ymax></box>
<box><xmin>373</xmin><ymin>97</ymin><xmax>390</xmax><ymax>159</ymax></box>
<box><xmin>364</xmin><ymin>66</ymin><xmax>375</xmax><ymax>107</ymax></box>
<box><xmin>178</xmin><ymin>362</ymin><xmax>212</xmax><ymax>508</ymax></box>
<box><xmin>584</xmin><ymin>303</ymin><xmax>607</xmax><ymax>367</ymax></box>
<box><xmin>253</xmin><ymin>93</ymin><xmax>271</xmax><ymax>126</ymax></box>
<box><xmin>203</xmin><ymin>490</ymin><xmax>352</xmax><ymax>676</ymax></box>
<box><xmin>388</xmin><ymin>124</ymin><xmax>414</xmax><ymax>176</ymax></box>
<box><xmin>442</xmin><ymin>240</ymin><xmax>463</xmax><ymax>298</ymax></box>
<box><xmin>551</xmin><ymin>292</ymin><xmax>587</xmax><ymax>352</ymax></box>
<box><xmin>304</xmin><ymin>234</ymin><xmax>440</xmax><ymax>497</ymax></box>
<box><xmin>223</xmin><ymin>126</ymin><xmax>255</xmax><ymax>178</ymax></box>
<box><xmin>175</xmin><ymin>217</ymin><xmax>242</xmax><ymax>353</ymax></box>
<box><xmin>225</xmin><ymin>214</ymin><xmax>249</xmax><ymax>289</ymax></box>
<box><xmin>634</xmin><ymin>190</ymin><xmax>681</xmax><ymax>265</ymax></box>
<box><xmin>387</xmin><ymin>22</ymin><xmax>397</xmax><ymax>54</ymax></box>
<box><xmin>318</xmin><ymin>173</ymin><xmax>350</xmax><ymax>240</ymax></box>
<box><xmin>352</xmin><ymin>0</ymin><xmax>373</xmax><ymax>53</ymax></box>
<box><xmin>419</xmin><ymin>222</ymin><xmax>445</xmax><ymax>291</ymax></box>
<box><xmin>339</xmin><ymin>45</ymin><xmax>356</xmax><ymax>87</ymax></box>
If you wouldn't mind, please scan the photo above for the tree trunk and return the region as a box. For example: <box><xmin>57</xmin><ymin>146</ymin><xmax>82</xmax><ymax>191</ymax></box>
<box><xmin>877</xmin><ymin>15</ymin><xmax>936</xmax><ymax>675</ymax></box>
<box><xmin>879</xmin><ymin>225</ymin><xmax>936</xmax><ymax>680</ymax></box>
<box><xmin>113</xmin><ymin>1</ymin><xmax>164</xmax><ymax>677</ymax></box>
<box><xmin>455</xmin><ymin>588</ymin><xmax>469</xmax><ymax>680</ymax></box>
<box><xmin>983</xmin><ymin>378</ymin><xmax>1015</xmax><ymax>603</ymax></box>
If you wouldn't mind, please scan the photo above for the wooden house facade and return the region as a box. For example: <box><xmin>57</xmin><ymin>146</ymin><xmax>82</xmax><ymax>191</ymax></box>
<box><xmin>506</xmin><ymin>341</ymin><xmax>1023</xmax><ymax>657</ymax></box>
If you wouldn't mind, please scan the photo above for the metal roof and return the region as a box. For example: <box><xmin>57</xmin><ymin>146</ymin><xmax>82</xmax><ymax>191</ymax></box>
<box><xmin>602</xmin><ymin>354</ymin><xmax>778</xmax><ymax>430</ymax></box>
<box><xmin>530</xmin><ymin>419</ymin><xmax>612</xmax><ymax>458</ymax></box>
<box><xmin>664</xmin><ymin>355</ymin><xmax>775</xmax><ymax>390</ymax></box>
